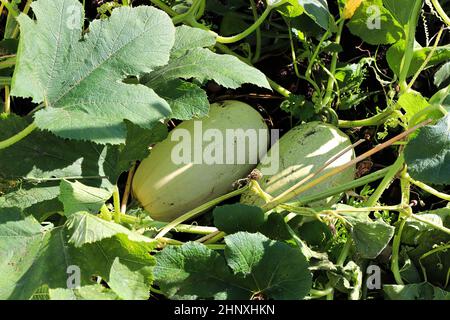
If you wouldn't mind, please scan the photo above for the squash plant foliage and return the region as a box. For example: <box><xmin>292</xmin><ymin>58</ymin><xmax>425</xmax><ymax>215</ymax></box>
<box><xmin>0</xmin><ymin>0</ymin><xmax>449</xmax><ymax>301</ymax></box>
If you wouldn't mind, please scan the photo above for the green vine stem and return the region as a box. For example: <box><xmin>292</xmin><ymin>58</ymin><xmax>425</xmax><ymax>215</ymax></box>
<box><xmin>0</xmin><ymin>76</ymin><xmax>11</xmax><ymax>86</ymax></box>
<box><xmin>398</xmin><ymin>0</ymin><xmax>423</xmax><ymax>93</ymax></box>
<box><xmin>306</xmin><ymin>30</ymin><xmax>330</xmax><ymax>81</ymax></box>
<box><xmin>4</xmin><ymin>85</ymin><xmax>10</xmax><ymax>114</ymax></box>
<box><xmin>203</xmin><ymin>231</ymin><xmax>226</xmax><ymax>244</ymax></box>
<box><xmin>100</xmin><ymin>204</ymin><xmax>113</xmax><ymax>221</ymax></box>
<box><xmin>250</xmin><ymin>0</ymin><xmax>262</xmax><ymax>63</ymax></box>
<box><xmin>430</xmin><ymin>0</ymin><xmax>450</xmax><ymax>27</ymax></box>
<box><xmin>309</xmin><ymin>287</ymin><xmax>334</xmax><ymax>299</ymax></box>
<box><xmin>411</xmin><ymin>214</ymin><xmax>450</xmax><ymax>235</ymax></box>
<box><xmin>171</xmin><ymin>0</ymin><xmax>204</xmax><ymax>24</ymax></box>
<box><xmin>149</xmin><ymin>0</ymin><xmax>178</xmax><ymax>16</ymax></box>
<box><xmin>0</xmin><ymin>122</ymin><xmax>37</xmax><ymax>150</ymax></box>
<box><xmin>120</xmin><ymin>164</ymin><xmax>136</xmax><ymax>213</ymax></box>
<box><xmin>0</xmin><ymin>56</ymin><xmax>16</xmax><ymax>70</ymax></box>
<box><xmin>119</xmin><ymin>214</ymin><xmax>219</xmax><ymax>235</ymax></box>
<box><xmin>155</xmin><ymin>186</ymin><xmax>249</xmax><ymax>239</ymax></box>
<box><xmin>322</xmin><ymin>19</ymin><xmax>345</xmax><ymax>107</ymax></box>
<box><xmin>215</xmin><ymin>5</ymin><xmax>272</xmax><ymax>44</ymax></box>
<box><xmin>419</xmin><ymin>243</ymin><xmax>450</xmax><ymax>284</ymax></box>
<box><xmin>365</xmin><ymin>155</ymin><xmax>404</xmax><ymax>207</ymax></box>
<box><xmin>113</xmin><ymin>186</ymin><xmax>121</xmax><ymax>223</ymax></box>
<box><xmin>408</xmin><ymin>103</ymin><xmax>448</xmax><ymax>127</ymax></box>
<box><xmin>407</xmin><ymin>26</ymin><xmax>444</xmax><ymax>91</ymax></box>
<box><xmin>338</xmin><ymin>108</ymin><xmax>395</xmax><ymax>128</ymax></box>
<box><xmin>407</xmin><ymin>174</ymin><xmax>450</xmax><ymax>201</ymax></box>
<box><xmin>391</xmin><ymin>218</ymin><xmax>407</xmax><ymax>285</ymax></box>
<box><xmin>0</xmin><ymin>0</ymin><xmax>19</xmax><ymax>17</ymax></box>
<box><xmin>267</xmin><ymin>78</ymin><xmax>291</xmax><ymax>97</ymax></box>
<box><xmin>390</xmin><ymin>166</ymin><xmax>411</xmax><ymax>285</ymax></box>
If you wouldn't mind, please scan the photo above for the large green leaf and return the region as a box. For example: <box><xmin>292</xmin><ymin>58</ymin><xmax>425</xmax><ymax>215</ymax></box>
<box><xmin>154</xmin><ymin>232</ymin><xmax>311</xmax><ymax>300</ymax></box>
<box><xmin>404</xmin><ymin>115</ymin><xmax>450</xmax><ymax>185</ymax></box>
<box><xmin>11</xmin><ymin>0</ymin><xmax>175</xmax><ymax>144</ymax></box>
<box><xmin>213</xmin><ymin>204</ymin><xmax>266</xmax><ymax>234</ymax></box>
<box><xmin>382</xmin><ymin>0</ymin><xmax>417</xmax><ymax>26</ymax></box>
<box><xmin>66</xmin><ymin>212</ymin><xmax>153</xmax><ymax>247</ymax></box>
<box><xmin>275</xmin><ymin>0</ymin><xmax>305</xmax><ymax>18</ymax></box>
<box><xmin>384</xmin><ymin>282</ymin><xmax>450</xmax><ymax>300</ymax></box>
<box><xmin>171</xmin><ymin>25</ymin><xmax>216</xmax><ymax>58</ymax></box>
<box><xmin>59</xmin><ymin>181</ymin><xmax>112</xmax><ymax>217</ymax></box>
<box><xmin>350</xmin><ymin>219</ymin><xmax>395</xmax><ymax>259</ymax></box>
<box><xmin>32</xmin><ymin>284</ymin><xmax>119</xmax><ymax>300</ymax></box>
<box><xmin>144</xmin><ymin>25</ymin><xmax>269</xmax><ymax>119</ymax></box>
<box><xmin>153</xmin><ymin>79</ymin><xmax>210</xmax><ymax>120</ymax></box>
<box><xmin>397</xmin><ymin>91</ymin><xmax>430</xmax><ymax>123</ymax></box>
<box><xmin>154</xmin><ymin>241</ymin><xmax>244</xmax><ymax>299</ymax></box>
<box><xmin>435</xmin><ymin>61</ymin><xmax>450</xmax><ymax>88</ymax></box>
<box><xmin>401</xmin><ymin>209</ymin><xmax>450</xmax><ymax>287</ymax></box>
<box><xmin>297</xmin><ymin>0</ymin><xmax>331</xmax><ymax>30</ymax></box>
<box><xmin>108</xmin><ymin>258</ymin><xmax>152</xmax><ymax>300</ymax></box>
<box><xmin>0</xmin><ymin>114</ymin><xmax>118</xmax><ymax>186</ymax></box>
<box><xmin>347</xmin><ymin>0</ymin><xmax>403</xmax><ymax>45</ymax></box>
<box><xmin>145</xmin><ymin>47</ymin><xmax>270</xmax><ymax>90</ymax></box>
<box><xmin>213</xmin><ymin>203</ymin><xmax>291</xmax><ymax>240</ymax></box>
<box><xmin>387</xmin><ymin>41</ymin><xmax>450</xmax><ymax>77</ymax></box>
<box><xmin>0</xmin><ymin>186</ymin><xmax>61</xmax><ymax>218</ymax></box>
<box><xmin>0</xmin><ymin>217</ymin><xmax>155</xmax><ymax>300</ymax></box>
<box><xmin>0</xmin><ymin>114</ymin><xmax>166</xmax><ymax>217</ymax></box>
<box><xmin>224</xmin><ymin>232</ymin><xmax>312</xmax><ymax>299</ymax></box>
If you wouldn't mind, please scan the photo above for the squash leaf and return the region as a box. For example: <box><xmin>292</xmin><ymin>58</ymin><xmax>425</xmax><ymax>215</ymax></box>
<box><xmin>154</xmin><ymin>232</ymin><xmax>312</xmax><ymax>300</ymax></box>
<box><xmin>11</xmin><ymin>0</ymin><xmax>175</xmax><ymax>144</ymax></box>
<box><xmin>347</xmin><ymin>0</ymin><xmax>403</xmax><ymax>45</ymax></box>
<box><xmin>404</xmin><ymin>115</ymin><xmax>450</xmax><ymax>185</ymax></box>
<box><xmin>0</xmin><ymin>217</ymin><xmax>155</xmax><ymax>300</ymax></box>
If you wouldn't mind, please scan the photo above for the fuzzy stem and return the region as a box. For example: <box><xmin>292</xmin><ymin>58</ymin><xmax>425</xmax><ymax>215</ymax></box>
<box><xmin>250</xmin><ymin>0</ymin><xmax>262</xmax><ymax>63</ymax></box>
<box><xmin>338</xmin><ymin>108</ymin><xmax>395</xmax><ymax>128</ymax></box>
<box><xmin>119</xmin><ymin>213</ymin><xmax>218</xmax><ymax>235</ymax></box>
<box><xmin>407</xmin><ymin>27</ymin><xmax>444</xmax><ymax>90</ymax></box>
<box><xmin>289</xmin><ymin>166</ymin><xmax>390</xmax><ymax>205</ymax></box>
<box><xmin>121</xmin><ymin>164</ymin><xmax>136</xmax><ymax>213</ymax></box>
<box><xmin>419</xmin><ymin>243</ymin><xmax>450</xmax><ymax>284</ymax></box>
<box><xmin>149</xmin><ymin>0</ymin><xmax>178</xmax><ymax>16</ymax></box>
<box><xmin>411</xmin><ymin>214</ymin><xmax>450</xmax><ymax>235</ymax></box>
<box><xmin>0</xmin><ymin>122</ymin><xmax>37</xmax><ymax>150</ymax></box>
<box><xmin>399</xmin><ymin>0</ymin><xmax>423</xmax><ymax>92</ymax></box>
<box><xmin>391</xmin><ymin>218</ymin><xmax>406</xmax><ymax>285</ymax></box>
<box><xmin>215</xmin><ymin>6</ymin><xmax>272</xmax><ymax>44</ymax></box>
<box><xmin>0</xmin><ymin>0</ymin><xmax>19</xmax><ymax>17</ymax></box>
<box><xmin>430</xmin><ymin>0</ymin><xmax>450</xmax><ymax>27</ymax></box>
<box><xmin>113</xmin><ymin>186</ymin><xmax>121</xmax><ymax>223</ymax></box>
<box><xmin>322</xmin><ymin>19</ymin><xmax>345</xmax><ymax>106</ymax></box>
<box><xmin>155</xmin><ymin>186</ymin><xmax>249</xmax><ymax>239</ymax></box>
<box><xmin>407</xmin><ymin>175</ymin><xmax>450</xmax><ymax>201</ymax></box>
<box><xmin>4</xmin><ymin>85</ymin><xmax>10</xmax><ymax>114</ymax></box>
<box><xmin>365</xmin><ymin>155</ymin><xmax>404</xmax><ymax>207</ymax></box>
<box><xmin>100</xmin><ymin>205</ymin><xmax>112</xmax><ymax>221</ymax></box>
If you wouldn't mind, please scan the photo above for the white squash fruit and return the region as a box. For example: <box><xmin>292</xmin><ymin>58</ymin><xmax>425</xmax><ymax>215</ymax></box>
<box><xmin>241</xmin><ymin>121</ymin><xmax>355</xmax><ymax>207</ymax></box>
<box><xmin>132</xmin><ymin>100</ymin><xmax>268</xmax><ymax>221</ymax></box>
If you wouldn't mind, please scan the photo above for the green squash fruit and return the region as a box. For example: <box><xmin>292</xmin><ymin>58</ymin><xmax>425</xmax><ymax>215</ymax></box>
<box><xmin>132</xmin><ymin>100</ymin><xmax>268</xmax><ymax>221</ymax></box>
<box><xmin>241</xmin><ymin>121</ymin><xmax>355</xmax><ymax>207</ymax></box>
